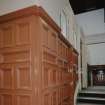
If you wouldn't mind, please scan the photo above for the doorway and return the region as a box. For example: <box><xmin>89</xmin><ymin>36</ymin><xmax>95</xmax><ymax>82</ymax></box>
<box><xmin>88</xmin><ymin>65</ymin><xmax>105</xmax><ymax>87</ymax></box>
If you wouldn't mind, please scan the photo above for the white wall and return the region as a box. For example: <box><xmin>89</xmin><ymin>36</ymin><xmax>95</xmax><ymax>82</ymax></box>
<box><xmin>88</xmin><ymin>43</ymin><xmax>105</xmax><ymax>65</ymax></box>
<box><xmin>86</xmin><ymin>33</ymin><xmax>105</xmax><ymax>65</ymax></box>
<box><xmin>76</xmin><ymin>9</ymin><xmax>105</xmax><ymax>36</ymax></box>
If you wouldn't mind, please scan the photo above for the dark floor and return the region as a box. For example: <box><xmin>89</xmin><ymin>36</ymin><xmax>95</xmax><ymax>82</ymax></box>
<box><xmin>77</xmin><ymin>86</ymin><xmax>105</xmax><ymax>105</ymax></box>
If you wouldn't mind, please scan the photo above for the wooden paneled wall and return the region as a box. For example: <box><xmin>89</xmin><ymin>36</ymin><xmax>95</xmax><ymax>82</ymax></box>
<box><xmin>0</xmin><ymin>5</ymin><xmax>78</xmax><ymax>105</ymax></box>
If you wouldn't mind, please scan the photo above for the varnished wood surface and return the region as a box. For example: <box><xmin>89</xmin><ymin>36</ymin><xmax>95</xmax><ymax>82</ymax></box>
<box><xmin>0</xmin><ymin>5</ymin><xmax>78</xmax><ymax>105</ymax></box>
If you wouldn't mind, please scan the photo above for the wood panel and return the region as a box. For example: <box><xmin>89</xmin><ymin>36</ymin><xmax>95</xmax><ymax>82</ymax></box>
<box><xmin>40</xmin><ymin>18</ymin><xmax>78</xmax><ymax>105</ymax></box>
<box><xmin>0</xmin><ymin>16</ymin><xmax>33</xmax><ymax>105</ymax></box>
<box><xmin>0</xmin><ymin>64</ymin><xmax>13</xmax><ymax>89</ymax></box>
<box><xmin>15</xmin><ymin>18</ymin><xmax>31</xmax><ymax>46</ymax></box>
<box><xmin>16</xmin><ymin>95</ymin><xmax>32</xmax><ymax>105</ymax></box>
<box><xmin>2</xmin><ymin>94</ymin><xmax>13</xmax><ymax>105</ymax></box>
<box><xmin>15</xmin><ymin>63</ymin><xmax>32</xmax><ymax>90</ymax></box>
<box><xmin>0</xmin><ymin>22</ymin><xmax>15</xmax><ymax>48</ymax></box>
<box><xmin>0</xmin><ymin>6</ymin><xmax>78</xmax><ymax>105</ymax></box>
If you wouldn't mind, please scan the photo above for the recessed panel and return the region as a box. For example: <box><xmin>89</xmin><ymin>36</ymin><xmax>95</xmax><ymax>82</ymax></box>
<box><xmin>51</xmin><ymin>33</ymin><xmax>57</xmax><ymax>51</ymax></box>
<box><xmin>42</xmin><ymin>23</ymin><xmax>57</xmax><ymax>52</ymax></box>
<box><xmin>42</xmin><ymin>63</ymin><xmax>57</xmax><ymax>88</ymax></box>
<box><xmin>42</xmin><ymin>24</ymin><xmax>49</xmax><ymax>46</ymax></box>
<box><xmin>0</xmin><ymin>23</ymin><xmax>14</xmax><ymax>48</ymax></box>
<box><xmin>43</xmin><ymin>92</ymin><xmax>51</xmax><ymax>105</ymax></box>
<box><xmin>16</xmin><ymin>95</ymin><xmax>31</xmax><ymax>105</ymax></box>
<box><xmin>58</xmin><ymin>39</ymin><xmax>62</xmax><ymax>57</ymax></box>
<box><xmin>2</xmin><ymin>94</ymin><xmax>12</xmax><ymax>105</ymax></box>
<box><xmin>16</xmin><ymin>64</ymin><xmax>31</xmax><ymax>90</ymax></box>
<box><xmin>48</xmin><ymin>31</ymin><xmax>57</xmax><ymax>52</ymax></box>
<box><xmin>49</xmin><ymin>33</ymin><xmax>57</xmax><ymax>52</ymax></box>
<box><xmin>52</xmin><ymin>70</ymin><xmax>56</xmax><ymax>85</ymax></box>
<box><xmin>16</xmin><ymin>19</ymin><xmax>31</xmax><ymax>45</ymax></box>
<box><xmin>44</xmin><ymin>94</ymin><xmax>49</xmax><ymax>105</ymax></box>
<box><xmin>0</xmin><ymin>95</ymin><xmax>2</xmax><ymax>105</ymax></box>
<box><xmin>43</xmin><ymin>52</ymin><xmax>56</xmax><ymax>63</ymax></box>
<box><xmin>0</xmin><ymin>66</ymin><xmax>13</xmax><ymax>89</ymax></box>
<box><xmin>52</xmin><ymin>91</ymin><xmax>57</xmax><ymax>105</ymax></box>
<box><xmin>43</xmin><ymin>65</ymin><xmax>49</xmax><ymax>88</ymax></box>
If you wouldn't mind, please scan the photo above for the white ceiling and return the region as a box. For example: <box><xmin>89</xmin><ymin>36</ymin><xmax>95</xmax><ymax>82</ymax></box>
<box><xmin>75</xmin><ymin>9</ymin><xmax>105</xmax><ymax>36</ymax></box>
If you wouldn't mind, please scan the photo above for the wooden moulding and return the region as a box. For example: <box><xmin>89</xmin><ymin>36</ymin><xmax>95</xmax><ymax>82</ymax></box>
<box><xmin>59</xmin><ymin>33</ymin><xmax>79</xmax><ymax>55</ymax></box>
<box><xmin>0</xmin><ymin>5</ymin><xmax>78</xmax><ymax>55</ymax></box>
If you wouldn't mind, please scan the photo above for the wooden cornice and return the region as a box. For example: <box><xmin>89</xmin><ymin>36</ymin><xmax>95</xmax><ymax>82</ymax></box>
<box><xmin>0</xmin><ymin>5</ymin><xmax>78</xmax><ymax>55</ymax></box>
<box><xmin>59</xmin><ymin>33</ymin><xmax>72</xmax><ymax>48</ymax></box>
<box><xmin>38</xmin><ymin>6</ymin><xmax>61</xmax><ymax>33</ymax></box>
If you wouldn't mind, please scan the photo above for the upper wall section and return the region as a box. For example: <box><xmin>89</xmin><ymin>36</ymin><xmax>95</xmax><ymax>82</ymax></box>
<box><xmin>76</xmin><ymin>9</ymin><xmax>105</xmax><ymax>36</ymax></box>
<box><xmin>86</xmin><ymin>33</ymin><xmax>105</xmax><ymax>65</ymax></box>
<box><xmin>88</xmin><ymin>43</ymin><xmax>105</xmax><ymax>65</ymax></box>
